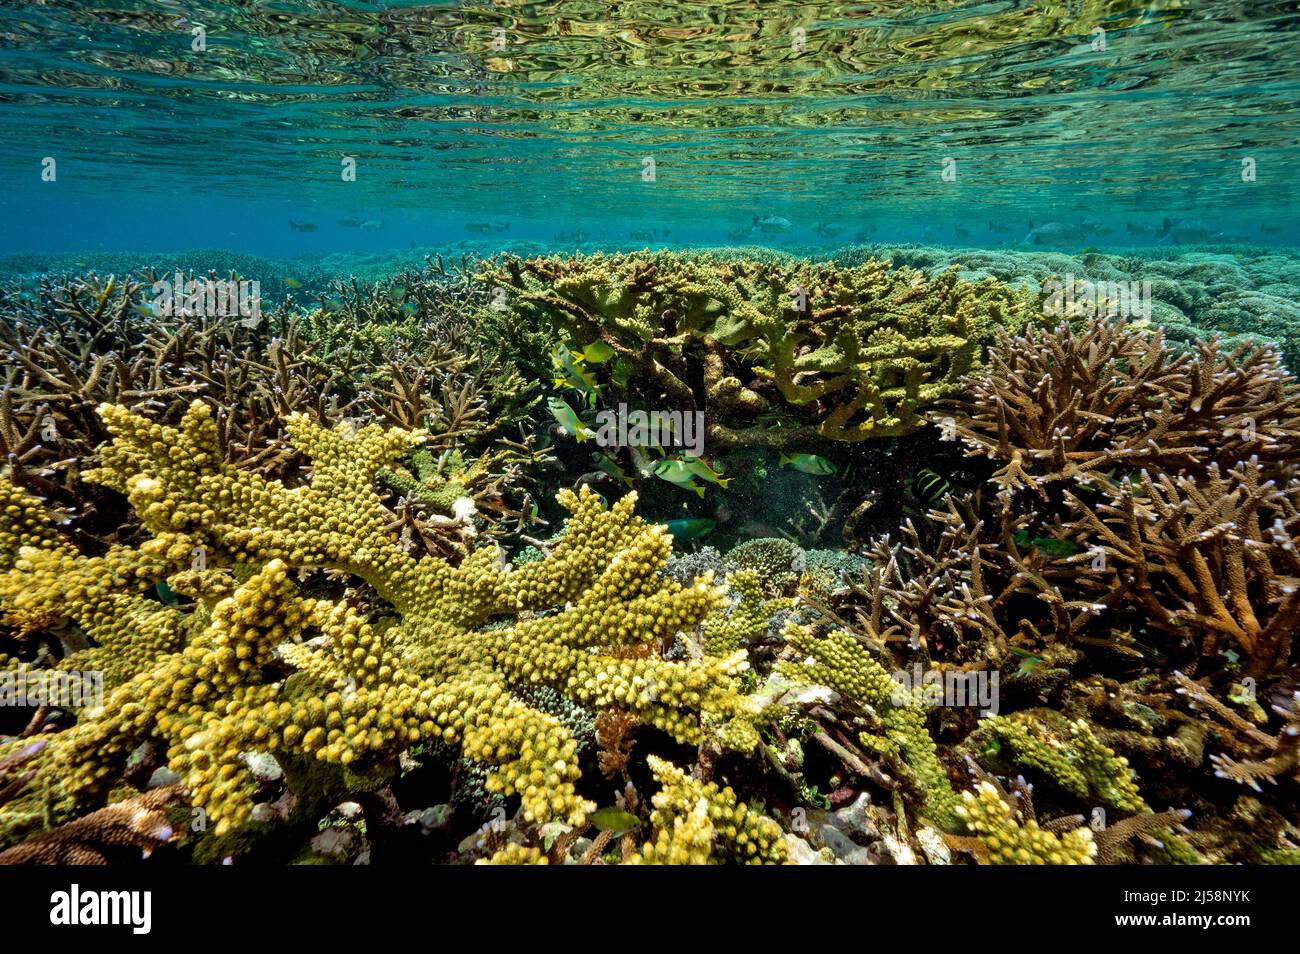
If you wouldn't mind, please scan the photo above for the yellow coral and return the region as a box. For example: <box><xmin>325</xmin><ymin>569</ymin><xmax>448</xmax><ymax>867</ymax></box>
<box><xmin>630</xmin><ymin>755</ymin><xmax>787</xmax><ymax>865</ymax></box>
<box><xmin>9</xmin><ymin>401</ymin><xmax>758</xmax><ymax>837</ymax></box>
<box><xmin>955</xmin><ymin>782</ymin><xmax>1096</xmax><ymax>865</ymax></box>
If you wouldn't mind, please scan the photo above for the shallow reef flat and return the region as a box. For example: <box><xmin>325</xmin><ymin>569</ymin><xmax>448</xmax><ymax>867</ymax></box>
<box><xmin>0</xmin><ymin>244</ymin><xmax>1298</xmax><ymax>866</ymax></box>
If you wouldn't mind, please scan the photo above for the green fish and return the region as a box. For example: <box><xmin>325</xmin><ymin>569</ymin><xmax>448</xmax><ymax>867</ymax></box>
<box><xmin>592</xmin><ymin>450</ymin><xmax>633</xmax><ymax>488</ymax></box>
<box><xmin>547</xmin><ymin>397</ymin><xmax>595</xmax><ymax>442</ymax></box>
<box><xmin>779</xmin><ymin>452</ymin><xmax>835</xmax><ymax>476</ymax></box>
<box><xmin>580</xmin><ymin>340</ymin><xmax>616</xmax><ymax>364</ymax></box>
<box><xmin>912</xmin><ymin>468</ymin><xmax>954</xmax><ymax>507</ymax></box>
<box><xmin>1007</xmin><ymin>645</ymin><xmax>1044</xmax><ymax>677</ymax></box>
<box><xmin>285</xmin><ymin>278</ymin><xmax>303</xmax><ymax>288</ymax></box>
<box><xmin>664</xmin><ymin>518</ymin><xmax>716</xmax><ymax>542</ymax></box>
<box><xmin>590</xmin><ymin>807</ymin><xmax>640</xmax><ymax>834</ymax></box>
<box><xmin>551</xmin><ymin>345</ymin><xmax>600</xmax><ymax>403</ymax></box>
<box><xmin>1012</xmin><ymin>530</ymin><xmax>1083</xmax><ymax>558</ymax></box>
<box><xmin>155</xmin><ymin>581</ymin><xmax>179</xmax><ymax>605</ymax></box>
<box><xmin>653</xmin><ymin>456</ymin><xmax>731</xmax><ymax>495</ymax></box>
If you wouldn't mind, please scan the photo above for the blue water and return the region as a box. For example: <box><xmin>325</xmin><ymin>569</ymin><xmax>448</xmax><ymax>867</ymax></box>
<box><xmin>0</xmin><ymin>0</ymin><xmax>1297</xmax><ymax>257</ymax></box>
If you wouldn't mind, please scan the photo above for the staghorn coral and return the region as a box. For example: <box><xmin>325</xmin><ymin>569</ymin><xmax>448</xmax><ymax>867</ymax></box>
<box><xmin>3</xmin><ymin>400</ymin><xmax>762</xmax><ymax>845</ymax></box>
<box><xmin>487</xmin><ymin>250</ymin><xmax>1041</xmax><ymax>447</ymax></box>
<box><xmin>0</xmin><ymin>784</ymin><xmax>185</xmax><ymax>865</ymax></box>
<box><xmin>0</xmin><ymin>264</ymin><xmax>546</xmax><ymax>555</ymax></box>
<box><xmin>943</xmin><ymin>319</ymin><xmax>1300</xmax><ymax>493</ymax></box>
<box><xmin>1173</xmin><ymin>672</ymin><xmax>1300</xmax><ymax>791</ymax></box>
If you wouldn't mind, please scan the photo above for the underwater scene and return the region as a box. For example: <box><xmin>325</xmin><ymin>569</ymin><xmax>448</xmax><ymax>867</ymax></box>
<box><xmin>0</xmin><ymin>0</ymin><xmax>1298</xmax><ymax>878</ymax></box>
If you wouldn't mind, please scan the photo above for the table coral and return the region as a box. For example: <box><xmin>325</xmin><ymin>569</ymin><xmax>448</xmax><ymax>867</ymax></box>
<box><xmin>3</xmin><ymin>400</ymin><xmax>762</xmax><ymax>840</ymax></box>
<box><xmin>486</xmin><ymin>250</ymin><xmax>1041</xmax><ymax>447</ymax></box>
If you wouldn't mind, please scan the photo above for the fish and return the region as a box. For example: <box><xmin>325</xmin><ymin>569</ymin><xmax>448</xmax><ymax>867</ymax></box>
<box><xmin>359</xmin><ymin>218</ymin><xmax>386</xmax><ymax>231</ymax></box>
<box><xmin>664</xmin><ymin>518</ymin><xmax>716</xmax><ymax>542</ymax></box>
<box><xmin>727</xmin><ymin>226</ymin><xmax>754</xmax><ymax>241</ymax></box>
<box><xmin>779</xmin><ymin>452</ymin><xmax>835</xmax><ymax>476</ymax></box>
<box><xmin>589</xmin><ymin>807</ymin><xmax>640</xmax><ymax>833</ymax></box>
<box><xmin>289</xmin><ymin>220</ymin><xmax>318</xmax><ymax>232</ymax></box>
<box><xmin>591</xmin><ymin>450</ymin><xmax>633</xmax><ymax>488</ymax></box>
<box><xmin>814</xmin><ymin>222</ymin><xmax>844</xmax><ymax>238</ymax></box>
<box><xmin>155</xmin><ymin>581</ymin><xmax>179</xmax><ymax>605</ymax></box>
<box><xmin>1125</xmin><ymin>221</ymin><xmax>1161</xmax><ymax>237</ymax></box>
<box><xmin>1077</xmin><ymin>215</ymin><xmax>1114</xmax><ymax>236</ymax></box>
<box><xmin>554</xmin><ymin>230</ymin><xmax>589</xmax><ymax>243</ymax></box>
<box><xmin>547</xmin><ymin>396</ymin><xmax>595</xmax><ymax>442</ymax></box>
<box><xmin>674</xmin><ymin>455</ymin><xmax>731</xmax><ymax>488</ymax></box>
<box><xmin>337</xmin><ymin>216</ymin><xmax>365</xmax><ymax>228</ymax></box>
<box><xmin>628</xmin><ymin>230</ymin><xmax>657</xmax><ymax>242</ymax></box>
<box><xmin>987</xmin><ymin>221</ymin><xmax>1014</xmax><ymax>233</ymax></box>
<box><xmin>1012</xmin><ymin>529</ymin><xmax>1083</xmax><ymax>558</ymax></box>
<box><xmin>912</xmin><ymin>468</ymin><xmax>954</xmax><ymax>507</ymax></box>
<box><xmin>652</xmin><ymin>456</ymin><xmax>732</xmax><ymax>495</ymax></box>
<box><xmin>1160</xmin><ymin>218</ymin><xmax>1224</xmax><ymax>244</ymax></box>
<box><xmin>754</xmin><ymin>214</ymin><xmax>792</xmax><ymax>233</ymax></box>
<box><xmin>1261</xmin><ymin>224</ymin><xmax>1284</xmax><ymax>234</ymax></box>
<box><xmin>1007</xmin><ymin>646</ymin><xmax>1045</xmax><ymax>676</ymax></box>
<box><xmin>1023</xmin><ymin>221</ymin><xmax>1083</xmax><ymax>246</ymax></box>
<box><xmin>580</xmin><ymin>340</ymin><xmax>616</xmax><ymax>364</ymax></box>
<box><xmin>551</xmin><ymin>344</ymin><xmax>600</xmax><ymax>401</ymax></box>
<box><xmin>284</xmin><ymin>278</ymin><xmax>303</xmax><ymax>288</ymax></box>
<box><xmin>464</xmin><ymin>221</ymin><xmax>510</xmax><ymax>234</ymax></box>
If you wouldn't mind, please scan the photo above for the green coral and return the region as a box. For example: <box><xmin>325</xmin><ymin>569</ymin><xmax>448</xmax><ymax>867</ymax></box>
<box><xmin>724</xmin><ymin>538</ymin><xmax>806</xmax><ymax>596</ymax></box>
<box><xmin>777</xmin><ymin>624</ymin><xmax>959</xmax><ymax>829</ymax></box>
<box><xmin>487</xmin><ymin>251</ymin><xmax>1041</xmax><ymax>446</ymax></box>
<box><xmin>703</xmin><ymin>570</ymin><xmax>794</xmax><ymax>655</ymax></box>
<box><xmin>982</xmin><ymin>714</ymin><xmax>1147</xmax><ymax>813</ymax></box>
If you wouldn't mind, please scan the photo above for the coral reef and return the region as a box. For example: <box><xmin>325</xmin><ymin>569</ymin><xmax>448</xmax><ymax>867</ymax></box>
<box><xmin>2</xmin><ymin>400</ymin><xmax>758</xmax><ymax>848</ymax></box>
<box><xmin>3</xmin><ymin>250</ymin><xmax>1300</xmax><ymax>867</ymax></box>
<box><xmin>486</xmin><ymin>250</ymin><xmax>1042</xmax><ymax>448</ymax></box>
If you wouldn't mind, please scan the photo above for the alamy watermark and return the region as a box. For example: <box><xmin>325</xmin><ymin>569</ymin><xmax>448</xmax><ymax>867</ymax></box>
<box><xmin>148</xmin><ymin>271</ymin><xmax>261</xmax><ymax>322</ymax></box>
<box><xmin>1043</xmin><ymin>275</ymin><xmax>1151</xmax><ymax>321</ymax></box>
<box><xmin>594</xmin><ymin>403</ymin><xmax>705</xmax><ymax>456</ymax></box>
<box><xmin>0</xmin><ymin>669</ymin><xmax>103</xmax><ymax>708</ymax></box>
<box><xmin>890</xmin><ymin>664</ymin><xmax>1000</xmax><ymax>715</ymax></box>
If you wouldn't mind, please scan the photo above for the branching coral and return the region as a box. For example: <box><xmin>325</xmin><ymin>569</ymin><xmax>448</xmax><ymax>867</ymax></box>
<box><xmin>487</xmin><ymin>251</ymin><xmax>1041</xmax><ymax>447</ymax></box>
<box><xmin>0</xmin><ymin>784</ymin><xmax>185</xmax><ymax>864</ymax></box>
<box><xmin>979</xmin><ymin>714</ymin><xmax>1146</xmax><ymax>813</ymax></box>
<box><xmin>776</xmin><ymin>623</ymin><xmax>958</xmax><ymax>829</ymax></box>
<box><xmin>952</xmin><ymin>780</ymin><xmax>1096</xmax><ymax>865</ymax></box>
<box><xmin>629</xmin><ymin>755</ymin><xmax>787</xmax><ymax>864</ymax></box>
<box><xmin>3</xmin><ymin>401</ymin><xmax>761</xmax><ymax>844</ymax></box>
<box><xmin>703</xmin><ymin>570</ymin><xmax>794</xmax><ymax>656</ymax></box>
<box><xmin>1068</xmin><ymin>462</ymin><xmax>1300</xmax><ymax>677</ymax></box>
<box><xmin>944</xmin><ymin>319</ymin><xmax>1300</xmax><ymax>493</ymax></box>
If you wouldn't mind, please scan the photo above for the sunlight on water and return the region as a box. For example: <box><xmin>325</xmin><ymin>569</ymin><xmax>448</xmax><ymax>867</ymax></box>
<box><xmin>0</xmin><ymin>0</ymin><xmax>1296</xmax><ymax>250</ymax></box>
